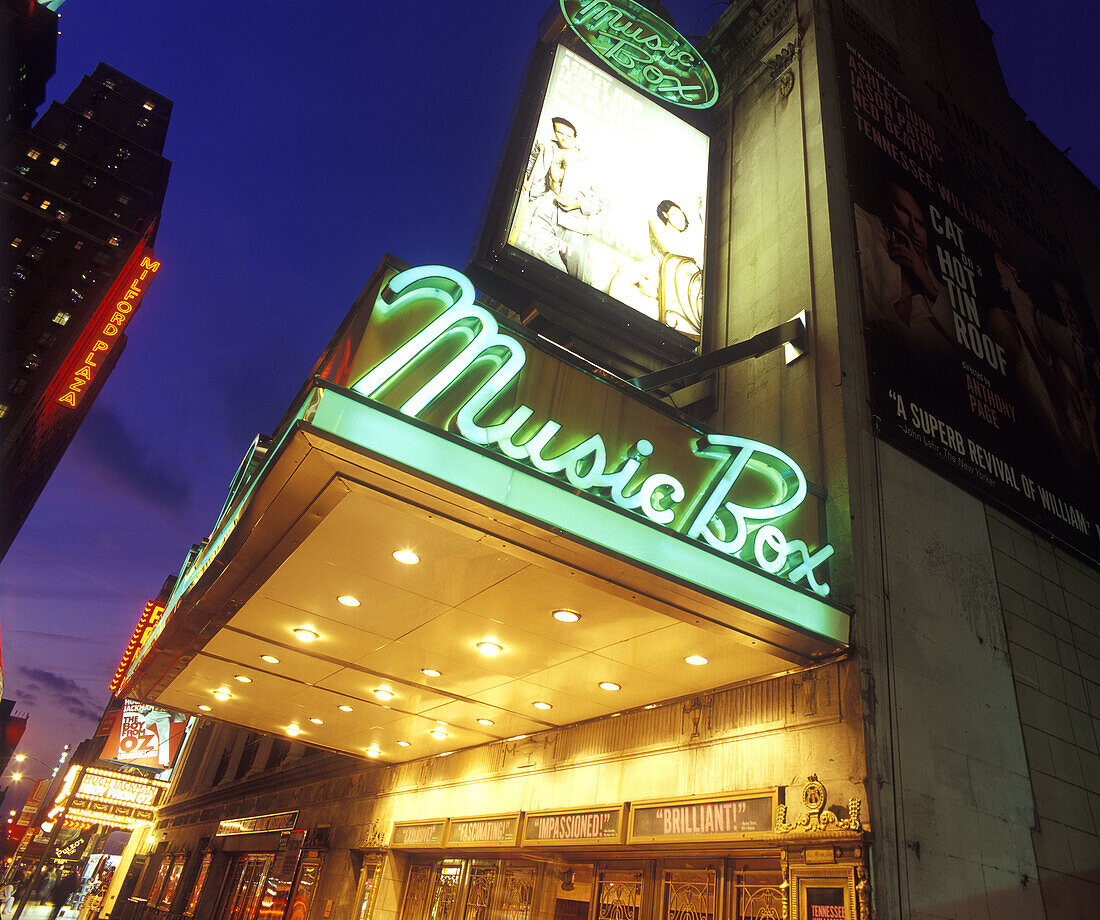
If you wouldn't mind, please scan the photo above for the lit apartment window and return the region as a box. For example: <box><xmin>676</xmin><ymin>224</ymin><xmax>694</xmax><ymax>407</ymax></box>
<box><xmin>73</xmin><ymin>241</ymin><xmax>83</xmax><ymax>250</ymax></box>
<box><xmin>52</xmin><ymin>312</ymin><xmax>70</xmax><ymax>326</ymax></box>
<box><xmin>117</xmin><ymin>194</ymin><xmax>131</xmax><ymax>205</ymax></box>
<box><xmin>0</xmin><ymin>405</ymin><xmax>8</xmax><ymax>419</ymax></box>
<box><xmin>41</xmin><ymin>228</ymin><xmax>59</xmax><ymax>241</ymax></box>
<box><xmin>82</xmin><ymin>174</ymin><xmax>97</xmax><ymax>187</ymax></box>
<box><xmin>56</xmin><ymin>211</ymin><xmax>70</xmax><ymax>222</ymax></box>
<box><xmin>110</xmin><ymin>211</ymin><xmax>121</xmax><ymax>221</ymax></box>
<box><xmin>70</xmin><ymin>289</ymin><xmax>84</xmax><ymax>301</ymax></box>
<box><xmin>143</xmin><ymin>101</ymin><xmax>155</xmax><ymax>111</ymax></box>
<box><xmin>115</xmin><ymin>147</ymin><xmax>131</xmax><ymax>160</ymax></box>
<box><xmin>23</xmin><ymin>354</ymin><xmax>40</xmax><ymax>370</ymax></box>
<box><xmin>12</xmin><ymin>266</ymin><xmax>27</xmax><ymax>281</ymax></box>
<box><xmin>82</xmin><ymin>109</ymin><xmax>94</xmax><ymax>119</ymax></box>
<box><xmin>107</xmin><ymin>236</ymin><xmax>120</xmax><ymax>247</ymax></box>
<box><xmin>9</xmin><ymin>237</ymin><xmax>21</xmax><ymax>248</ymax></box>
<box><xmin>135</xmin><ymin>118</ymin><xmax>149</xmax><ymax>128</ymax></box>
<box><xmin>57</xmin><ymin>140</ymin><xmax>68</xmax><ymax>150</ymax></box>
<box><xmin>49</xmin><ymin>156</ymin><xmax>60</xmax><ymax>166</ymax></box>
<box><xmin>26</xmin><ymin>148</ymin><xmax>40</xmax><ymax>160</ymax></box>
<box><xmin>103</xmin><ymin>79</ymin><xmax>115</xmax><ymax>89</ymax></box>
<box><xmin>20</xmin><ymin>192</ymin><xmax>31</xmax><ymax>201</ymax></box>
<box><xmin>39</xmin><ymin>199</ymin><xmax>50</xmax><ymax>210</ymax></box>
<box><xmin>27</xmin><ymin>246</ymin><xmax>43</xmax><ymax>261</ymax></box>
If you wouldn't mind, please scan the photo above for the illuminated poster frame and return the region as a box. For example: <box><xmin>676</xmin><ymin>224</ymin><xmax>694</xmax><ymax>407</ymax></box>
<box><xmin>471</xmin><ymin>37</ymin><xmax>712</xmax><ymax>379</ymax></box>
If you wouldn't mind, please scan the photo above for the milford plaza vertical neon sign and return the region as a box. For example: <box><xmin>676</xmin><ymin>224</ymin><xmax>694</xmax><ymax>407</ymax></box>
<box><xmin>351</xmin><ymin>266</ymin><xmax>834</xmax><ymax>596</ymax></box>
<box><xmin>56</xmin><ymin>254</ymin><xmax>161</xmax><ymax>408</ymax></box>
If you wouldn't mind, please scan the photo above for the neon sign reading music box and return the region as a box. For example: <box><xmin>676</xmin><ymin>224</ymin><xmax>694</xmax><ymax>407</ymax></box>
<box><xmin>314</xmin><ymin>265</ymin><xmax>835</xmax><ymax>603</ymax></box>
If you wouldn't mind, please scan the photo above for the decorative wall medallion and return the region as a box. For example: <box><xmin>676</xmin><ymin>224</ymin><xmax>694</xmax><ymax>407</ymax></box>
<box><xmin>775</xmin><ymin>774</ymin><xmax>863</xmax><ymax>833</ymax></box>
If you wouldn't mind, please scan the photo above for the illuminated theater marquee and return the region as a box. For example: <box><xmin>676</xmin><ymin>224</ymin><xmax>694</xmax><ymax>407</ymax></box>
<box><xmin>352</xmin><ymin>266</ymin><xmax>834</xmax><ymax>597</ymax></box>
<box><xmin>56</xmin><ymin>255</ymin><xmax>160</xmax><ymax>408</ymax></box>
<box><xmin>560</xmin><ymin>0</ymin><xmax>718</xmax><ymax>108</ymax></box>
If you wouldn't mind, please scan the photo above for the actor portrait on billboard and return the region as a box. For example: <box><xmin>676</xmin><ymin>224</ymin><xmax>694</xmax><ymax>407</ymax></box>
<box><xmin>507</xmin><ymin>46</ymin><xmax>709</xmax><ymax>338</ymax></box>
<box><xmin>854</xmin><ymin>178</ymin><xmax>956</xmax><ymax>363</ymax></box>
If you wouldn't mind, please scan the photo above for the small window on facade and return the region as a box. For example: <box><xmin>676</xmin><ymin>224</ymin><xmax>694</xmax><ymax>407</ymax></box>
<box><xmin>115</xmin><ymin>147</ymin><xmax>131</xmax><ymax>160</ymax></box>
<box><xmin>12</xmin><ymin>266</ymin><xmax>27</xmax><ymax>281</ymax></box>
<box><xmin>38</xmin><ymin>332</ymin><xmax>57</xmax><ymax>347</ymax></box>
<box><xmin>49</xmin><ymin>157</ymin><xmax>60</xmax><ymax>166</ymax></box>
<box><xmin>73</xmin><ymin>241</ymin><xmax>83</xmax><ymax>250</ymax></box>
<box><xmin>56</xmin><ymin>211</ymin><xmax>70</xmax><ymax>222</ymax></box>
<box><xmin>20</xmin><ymin>192</ymin><xmax>31</xmax><ymax>202</ymax></box>
<box><xmin>109</xmin><ymin>211</ymin><xmax>121</xmax><ymax>221</ymax></box>
<box><xmin>116</xmin><ymin>194</ymin><xmax>131</xmax><ymax>205</ymax></box>
<box><xmin>27</xmin><ymin>246</ymin><xmax>43</xmax><ymax>261</ymax></box>
<box><xmin>23</xmin><ymin>354</ymin><xmax>40</xmax><ymax>370</ymax></box>
<box><xmin>39</xmin><ymin>200</ymin><xmax>50</xmax><ymax>210</ymax></box>
<box><xmin>9</xmin><ymin>237</ymin><xmax>20</xmax><ymax>248</ymax></box>
<box><xmin>103</xmin><ymin>79</ymin><xmax>115</xmax><ymax>90</ymax></box>
<box><xmin>93</xmin><ymin>252</ymin><xmax>109</xmax><ymax>266</ymax></box>
<box><xmin>82</xmin><ymin>109</ymin><xmax>94</xmax><ymax>119</ymax></box>
<box><xmin>81</xmin><ymin>174</ymin><xmax>96</xmax><ymax>187</ymax></box>
<box><xmin>0</xmin><ymin>404</ymin><xmax>8</xmax><ymax>419</ymax></box>
<box><xmin>107</xmin><ymin>236</ymin><xmax>120</xmax><ymax>247</ymax></box>
<box><xmin>8</xmin><ymin>378</ymin><xmax>27</xmax><ymax>395</ymax></box>
<box><xmin>52</xmin><ymin>312</ymin><xmax>70</xmax><ymax>325</ymax></box>
<box><xmin>143</xmin><ymin>101</ymin><xmax>155</xmax><ymax>111</ymax></box>
<box><xmin>26</xmin><ymin>148</ymin><xmax>40</xmax><ymax>160</ymax></box>
<box><xmin>135</xmin><ymin>118</ymin><xmax>149</xmax><ymax>128</ymax></box>
<box><xmin>70</xmin><ymin>288</ymin><xmax>84</xmax><ymax>301</ymax></box>
<box><xmin>57</xmin><ymin>139</ymin><xmax>68</xmax><ymax>150</ymax></box>
<box><xmin>15</xmin><ymin>165</ymin><xmax>29</xmax><ymax>176</ymax></box>
<box><xmin>41</xmin><ymin>228</ymin><xmax>59</xmax><ymax>241</ymax></box>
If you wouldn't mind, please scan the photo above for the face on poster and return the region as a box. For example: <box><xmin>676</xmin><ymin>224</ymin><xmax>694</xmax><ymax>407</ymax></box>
<box><xmin>506</xmin><ymin>45</ymin><xmax>710</xmax><ymax>339</ymax></box>
<box><xmin>104</xmin><ymin>698</ymin><xmax>189</xmax><ymax>771</ymax></box>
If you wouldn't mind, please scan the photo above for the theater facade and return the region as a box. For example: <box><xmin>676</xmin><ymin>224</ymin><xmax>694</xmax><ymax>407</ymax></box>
<box><xmin>109</xmin><ymin>3</ymin><xmax>1100</xmax><ymax>920</ymax></box>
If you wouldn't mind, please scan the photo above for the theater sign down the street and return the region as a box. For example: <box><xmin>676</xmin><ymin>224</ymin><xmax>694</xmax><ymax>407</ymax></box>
<box><xmin>116</xmin><ymin>259</ymin><xmax>848</xmax><ymax>760</ymax></box>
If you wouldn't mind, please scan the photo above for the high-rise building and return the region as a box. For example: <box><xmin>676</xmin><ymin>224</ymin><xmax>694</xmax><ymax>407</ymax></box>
<box><xmin>102</xmin><ymin>3</ymin><xmax>1098</xmax><ymax>920</ymax></box>
<box><xmin>0</xmin><ymin>63</ymin><xmax>171</xmax><ymax>561</ymax></box>
<box><xmin>0</xmin><ymin>0</ymin><xmax>58</xmax><ymax>147</ymax></box>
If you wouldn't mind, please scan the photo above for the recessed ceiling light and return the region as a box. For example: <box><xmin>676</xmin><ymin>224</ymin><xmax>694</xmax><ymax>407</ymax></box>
<box><xmin>552</xmin><ymin>609</ymin><xmax>580</xmax><ymax>622</ymax></box>
<box><xmin>260</xmin><ymin>655</ymin><xmax>280</xmax><ymax>664</ymax></box>
<box><xmin>286</xmin><ymin>724</ymin><xmax>300</xmax><ymax>737</ymax></box>
<box><xmin>685</xmin><ymin>655</ymin><xmax>708</xmax><ymax>666</ymax></box>
<box><xmin>212</xmin><ymin>689</ymin><xmax>231</xmax><ymax>701</ymax></box>
<box><xmin>507</xmin><ymin>734</ymin><xmax>527</xmax><ymax>741</ymax></box>
<box><xmin>476</xmin><ymin>641</ymin><xmax>503</xmax><ymax>656</ymax></box>
<box><xmin>338</xmin><ymin>705</ymin><xmax>353</xmax><ymax>712</ymax></box>
<box><xmin>234</xmin><ymin>675</ymin><xmax>252</xmax><ymax>683</ymax></box>
<box><xmin>644</xmin><ymin>703</ymin><xmax>658</xmax><ymax>710</ymax></box>
<box><xmin>309</xmin><ymin>718</ymin><xmax>324</xmax><ymax>725</ymax></box>
<box><xmin>337</xmin><ymin>595</ymin><xmax>361</xmax><ymax>607</ymax></box>
<box><xmin>396</xmin><ymin>740</ymin><xmax>411</xmax><ymax>747</ymax></box>
<box><xmin>373</xmin><ymin>687</ymin><xmax>394</xmax><ymax>701</ymax></box>
<box><xmin>366</xmin><ymin>748</ymin><xmax>381</xmax><ymax>758</ymax></box>
<box><xmin>439</xmin><ymin>751</ymin><xmax>452</xmax><ymax>757</ymax></box>
<box><xmin>293</xmin><ymin>627</ymin><xmax>319</xmax><ymax>642</ymax></box>
<box><xmin>476</xmin><ymin>718</ymin><xmax>494</xmax><ymax>726</ymax></box>
<box><xmin>393</xmin><ymin>549</ymin><xmax>420</xmax><ymax>565</ymax></box>
<box><xmin>198</xmin><ymin>705</ymin><xmax>212</xmax><ymax>712</ymax></box>
<box><xmin>435</xmin><ymin>720</ymin><xmax>447</xmax><ymax>726</ymax></box>
<box><xmin>420</xmin><ymin>668</ymin><xmax>442</xmax><ymax>677</ymax></box>
<box><xmin>598</xmin><ymin>681</ymin><xmax>621</xmax><ymax>692</ymax></box>
<box><xmin>430</xmin><ymin>729</ymin><xmax>448</xmax><ymax>739</ymax></box>
<box><xmin>533</xmin><ymin>701</ymin><xmax>552</xmax><ymax>710</ymax></box>
<box><xmin>610</xmin><ymin>712</ymin><xmax>621</xmax><ymax>718</ymax></box>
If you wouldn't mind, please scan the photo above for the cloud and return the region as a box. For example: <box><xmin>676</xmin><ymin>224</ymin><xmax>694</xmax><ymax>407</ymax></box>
<box><xmin>79</xmin><ymin>409</ymin><xmax>191</xmax><ymax>509</ymax></box>
<box><xmin>18</xmin><ymin>666</ymin><xmax>103</xmax><ymax>722</ymax></box>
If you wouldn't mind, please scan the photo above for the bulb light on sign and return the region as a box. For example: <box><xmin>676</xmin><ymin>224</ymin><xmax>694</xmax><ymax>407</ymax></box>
<box><xmin>351</xmin><ymin>265</ymin><xmax>834</xmax><ymax>596</ymax></box>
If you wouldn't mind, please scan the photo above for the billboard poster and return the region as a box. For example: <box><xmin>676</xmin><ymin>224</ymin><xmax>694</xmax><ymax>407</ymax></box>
<box><xmin>506</xmin><ymin>45</ymin><xmax>710</xmax><ymax>339</ymax></box>
<box><xmin>102</xmin><ymin>698</ymin><xmax>188</xmax><ymax>771</ymax></box>
<box><xmin>836</xmin><ymin>3</ymin><xmax>1100</xmax><ymax>559</ymax></box>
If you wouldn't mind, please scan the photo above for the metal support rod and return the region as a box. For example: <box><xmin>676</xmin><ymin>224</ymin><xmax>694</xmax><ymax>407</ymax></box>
<box><xmin>631</xmin><ymin>314</ymin><xmax>807</xmax><ymax>393</ymax></box>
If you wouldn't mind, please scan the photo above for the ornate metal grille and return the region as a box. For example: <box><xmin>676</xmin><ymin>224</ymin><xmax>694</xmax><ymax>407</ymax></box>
<box><xmin>498</xmin><ymin>865</ymin><xmax>537</xmax><ymax>920</ymax></box>
<box><xmin>429</xmin><ymin>867</ymin><xmax>463</xmax><ymax>920</ymax></box>
<box><xmin>402</xmin><ymin>866</ymin><xmax>434</xmax><ymax>920</ymax></box>
<box><xmin>662</xmin><ymin>870</ymin><xmax>717</xmax><ymax>920</ymax></box>
<box><xmin>463</xmin><ymin>866</ymin><xmax>498</xmax><ymax>920</ymax></box>
<box><xmin>597</xmin><ymin>871</ymin><xmax>643</xmax><ymax>920</ymax></box>
<box><xmin>733</xmin><ymin>872</ymin><xmax>785</xmax><ymax>920</ymax></box>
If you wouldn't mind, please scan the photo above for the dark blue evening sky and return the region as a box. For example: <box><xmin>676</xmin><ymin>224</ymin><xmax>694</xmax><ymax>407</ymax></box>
<box><xmin>1</xmin><ymin>0</ymin><xmax>1096</xmax><ymax>804</ymax></box>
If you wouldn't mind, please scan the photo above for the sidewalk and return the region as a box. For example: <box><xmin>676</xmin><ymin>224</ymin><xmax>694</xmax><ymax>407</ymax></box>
<box><xmin>10</xmin><ymin>905</ymin><xmax>79</xmax><ymax>920</ymax></box>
